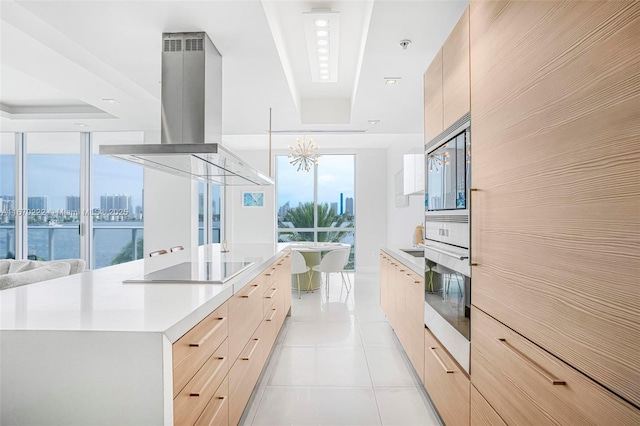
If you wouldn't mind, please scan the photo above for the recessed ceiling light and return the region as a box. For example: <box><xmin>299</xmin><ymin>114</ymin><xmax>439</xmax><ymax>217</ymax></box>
<box><xmin>74</xmin><ymin>123</ymin><xmax>88</xmax><ymax>127</ymax></box>
<box><xmin>384</xmin><ymin>77</ymin><xmax>402</xmax><ymax>85</ymax></box>
<box><xmin>304</xmin><ymin>11</ymin><xmax>339</xmax><ymax>83</ymax></box>
<box><xmin>320</xmin><ymin>75</ymin><xmax>330</xmax><ymax>80</ymax></box>
<box><xmin>317</xmin><ymin>39</ymin><xmax>329</xmax><ymax>46</ymax></box>
<box><xmin>317</xmin><ymin>47</ymin><xmax>329</xmax><ymax>54</ymax></box>
<box><xmin>318</xmin><ymin>55</ymin><xmax>329</xmax><ymax>62</ymax></box>
<box><xmin>319</xmin><ymin>69</ymin><xmax>329</xmax><ymax>74</ymax></box>
<box><xmin>368</xmin><ymin>119</ymin><xmax>380</xmax><ymax>125</ymax></box>
<box><xmin>102</xmin><ymin>98</ymin><xmax>119</xmax><ymax>104</ymax></box>
<box><xmin>319</xmin><ymin>63</ymin><xmax>329</xmax><ymax>68</ymax></box>
<box><xmin>315</xmin><ymin>19</ymin><xmax>328</xmax><ymax>27</ymax></box>
<box><xmin>316</xmin><ymin>30</ymin><xmax>329</xmax><ymax>37</ymax></box>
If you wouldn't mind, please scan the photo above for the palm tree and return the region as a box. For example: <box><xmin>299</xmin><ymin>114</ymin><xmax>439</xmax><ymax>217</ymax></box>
<box><xmin>111</xmin><ymin>238</ymin><xmax>144</xmax><ymax>265</ymax></box>
<box><xmin>279</xmin><ymin>202</ymin><xmax>352</xmax><ymax>242</ymax></box>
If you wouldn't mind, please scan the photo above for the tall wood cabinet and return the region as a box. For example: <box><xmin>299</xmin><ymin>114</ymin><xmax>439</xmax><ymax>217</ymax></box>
<box><xmin>424</xmin><ymin>5</ymin><xmax>470</xmax><ymax>143</ymax></box>
<box><xmin>470</xmin><ymin>0</ymin><xmax>640</xmax><ymax>421</ymax></box>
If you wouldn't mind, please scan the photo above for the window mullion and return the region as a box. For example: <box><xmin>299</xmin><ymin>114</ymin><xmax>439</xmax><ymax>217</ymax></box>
<box><xmin>15</xmin><ymin>132</ymin><xmax>27</xmax><ymax>260</ymax></box>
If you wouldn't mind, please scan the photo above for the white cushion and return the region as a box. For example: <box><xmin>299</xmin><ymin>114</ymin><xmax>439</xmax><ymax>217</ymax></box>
<box><xmin>0</xmin><ymin>260</ymin><xmax>10</xmax><ymax>275</ymax></box>
<box><xmin>0</xmin><ymin>262</ymin><xmax>71</xmax><ymax>291</ymax></box>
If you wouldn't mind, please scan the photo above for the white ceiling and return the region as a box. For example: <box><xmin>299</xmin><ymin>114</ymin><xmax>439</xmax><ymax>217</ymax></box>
<box><xmin>0</xmin><ymin>0</ymin><xmax>469</xmax><ymax>149</ymax></box>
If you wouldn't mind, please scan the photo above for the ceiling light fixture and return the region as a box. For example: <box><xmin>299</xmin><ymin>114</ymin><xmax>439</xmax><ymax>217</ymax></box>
<box><xmin>384</xmin><ymin>77</ymin><xmax>402</xmax><ymax>85</ymax></box>
<box><xmin>304</xmin><ymin>11</ymin><xmax>340</xmax><ymax>83</ymax></box>
<box><xmin>288</xmin><ymin>137</ymin><xmax>320</xmax><ymax>172</ymax></box>
<box><xmin>102</xmin><ymin>98</ymin><xmax>119</xmax><ymax>104</ymax></box>
<box><xmin>368</xmin><ymin>119</ymin><xmax>380</xmax><ymax>125</ymax></box>
<box><xmin>74</xmin><ymin>123</ymin><xmax>88</xmax><ymax>127</ymax></box>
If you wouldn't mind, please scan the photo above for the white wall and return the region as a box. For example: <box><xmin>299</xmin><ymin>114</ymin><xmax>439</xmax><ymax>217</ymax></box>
<box><xmin>386</xmin><ymin>138</ymin><xmax>424</xmax><ymax>249</ymax></box>
<box><xmin>224</xmin><ymin>150</ymin><xmax>276</xmax><ymax>246</ymax></box>
<box><xmin>143</xmin><ymin>131</ymin><xmax>199</xmax><ymax>255</ymax></box>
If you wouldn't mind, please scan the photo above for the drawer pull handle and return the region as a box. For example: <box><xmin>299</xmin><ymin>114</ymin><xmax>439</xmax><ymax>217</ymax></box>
<box><xmin>498</xmin><ymin>338</ymin><xmax>566</xmax><ymax>385</ymax></box>
<box><xmin>241</xmin><ymin>285</ymin><xmax>260</xmax><ymax>298</ymax></box>
<box><xmin>265</xmin><ymin>287</ymin><xmax>278</xmax><ymax>299</ymax></box>
<box><xmin>189</xmin><ymin>317</ymin><xmax>227</xmax><ymax>347</ymax></box>
<box><xmin>189</xmin><ymin>356</ymin><xmax>227</xmax><ymax>397</ymax></box>
<box><xmin>265</xmin><ymin>267</ymin><xmax>277</xmax><ymax>277</ymax></box>
<box><xmin>202</xmin><ymin>396</ymin><xmax>227</xmax><ymax>425</ymax></box>
<box><xmin>429</xmin><ymin>347</ymin><xmax>454</xmax><ymax>373</ymax></box>
<box><xmin>241</xmin><ymin>338</ymin><xmax>260</xmax><ymax>360</ymax></box>
<box><xmin>266</xmin><ymin>308</ymin><xmax>277</xmax><ymax>322</ymax></box>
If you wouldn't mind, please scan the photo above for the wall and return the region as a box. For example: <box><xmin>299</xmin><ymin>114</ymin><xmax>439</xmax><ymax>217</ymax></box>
<box><xmin>386</xmin><ymin>138</ymin><xmax>424</xmax><ymax>250</ymax></box>
<box><xmin>143</xmin><ymin>131</ymin><xmax>199</xmax><ymax>255</ymax></box>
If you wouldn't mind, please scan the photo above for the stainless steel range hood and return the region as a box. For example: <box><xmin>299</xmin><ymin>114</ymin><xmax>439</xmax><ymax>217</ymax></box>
<box><xmin>100</xmin><ymin>32</ymin><xmax>273</xmax><ymax>186</ymax></box>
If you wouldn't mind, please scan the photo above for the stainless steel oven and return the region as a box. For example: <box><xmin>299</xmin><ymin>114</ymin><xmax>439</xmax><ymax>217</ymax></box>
<box><xmin>423</xmin><ymin>112</ymin><xmax>471</xmax><ymax>373</ymax></box>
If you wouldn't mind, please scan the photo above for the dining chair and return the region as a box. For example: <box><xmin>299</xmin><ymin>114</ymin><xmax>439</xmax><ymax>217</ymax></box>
<box><xmin>149</xmin><ymin>249</ymin><xmax>168</xmax><ymax>257</ymax></box>
<box><xmin>290</xmin><ymin>250</ymin><xmax>312</xmax><ymax>299</ymax></box>
<box><xmin>170</xmin><ymin>245</ymin><xmax>184</xmax><ymax>252</ymax></box>
<box><xmin>339</xmin><ymin>248</ymin><xmax>352</xmax><ymax>293</ymax></box>
<box><xmin>311</xmin><ymin>249</ymin><xmax>350</xmax><ymax>299</ymax></box>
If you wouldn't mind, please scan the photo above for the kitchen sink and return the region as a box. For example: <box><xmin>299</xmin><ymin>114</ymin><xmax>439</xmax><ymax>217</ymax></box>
<box><xmin>400</xmin><ymin>248</ymin><xmax>424</xmax><ymax>258</ymax></box>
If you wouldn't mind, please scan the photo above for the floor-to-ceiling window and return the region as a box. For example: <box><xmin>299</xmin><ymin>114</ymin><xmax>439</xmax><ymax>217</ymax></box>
<box><xmin>26</xmin><ymin>133</ymin><xmax>81</xmax><ymax>261</ymax></box>
<box><xmin>198</xmin><ymin>182</ymin><xmax>222</xmax><ymax>245</ymax></box>
<box><xmin>92</xmin><ymin>132</ymin><xmax>144</xmax><ymax>268</ymax></box>
<box><xmin>0</xmin><ymin>133</ymin><xmax>16</xmax><ymax>259</ymax></box>
<box><xmin>277</xmin><ymin>154</ymin><xmax>355</xmax><ymax>268</ymax></box>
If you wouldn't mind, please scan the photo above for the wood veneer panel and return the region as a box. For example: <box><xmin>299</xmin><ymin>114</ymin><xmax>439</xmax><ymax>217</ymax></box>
<box><xmin>471</xmin><ymin>308</ymin><xmax>640</xmax><ymax>425</ymax></box>
<box><xmin>443</xmin><ymin>6</ymin><xmax>470</xmax><ymax>128</ymax></box>
<box><xmin>424</xmin><ymin>49</ymin><xmax>444</xmax><ymax>142</ymax></box>
<box><xmin>424</xmin><ymin>327</ymin><xmax>470</xmax><ymax>426</ymax></box>
<box><xmin>470</xmin><ymin>0</ymin><xmax>640</xmax><ymax>405</ymax></box>
<box><xmin>470</xmin><ymin>385</ymin><xmax>505</xmax><ymax>426</ymax></box>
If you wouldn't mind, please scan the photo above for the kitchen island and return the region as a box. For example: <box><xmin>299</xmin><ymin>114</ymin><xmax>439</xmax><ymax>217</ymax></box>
<box><xmin>0</xmin><ymin>243</ymin><xmax>291</xmax><ymax>425</ymax></box>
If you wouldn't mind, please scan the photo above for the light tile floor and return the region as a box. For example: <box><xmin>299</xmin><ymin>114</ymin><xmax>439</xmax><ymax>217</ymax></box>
<box><xmin>240</xmin><ymin>271</ymin><xmax>441</xmax><ymax>426</ymax></box>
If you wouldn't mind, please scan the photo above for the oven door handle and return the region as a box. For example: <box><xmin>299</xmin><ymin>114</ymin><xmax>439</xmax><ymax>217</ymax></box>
<box><xmin>422</xmin><ymin>244</ymin><xmax>469</xmax><ymax>260</ymax></box>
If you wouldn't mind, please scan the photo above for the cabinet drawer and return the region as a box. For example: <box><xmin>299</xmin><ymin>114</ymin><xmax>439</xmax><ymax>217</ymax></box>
<box><xmin>174</xmin><ymin>338</ymin><xmax>229</xmax><ymax>426</ymax></box>
<box><xmin>194</xmin><ymin>376</ymin><xmax>229</xmax><ymax>426</ymax></box>
<box><xmin>471</xmin><ymin>385</ymin><xmax>505</xmax><ymax>426</ymax></box>
<box><xmin>173</xmin><ymin>302</ymin><xmax>228</xmax><ymax>396</ymax></box>
<box><xmin>229</xmin><ymin>280</ymin><xmax>263</xmax><ymax>362</ymax></box>
<box><xmin>229</xmin><ymin>323</ymin><xmax>265</xmax><ymax>426</ymax></box>
<box><xmin>424</xmin><ymin>327</ymin><xmax>470</xmax><ymax>426</ymax></box>
<box><xmin>471</xmin><ymin>307</ymin><xmax>640</xmax><ymax>425</ymax></box>
<box><xmin>263</xmin><ymin>284</ymin><xmax>279</xmax><ymax>316</ymax></box>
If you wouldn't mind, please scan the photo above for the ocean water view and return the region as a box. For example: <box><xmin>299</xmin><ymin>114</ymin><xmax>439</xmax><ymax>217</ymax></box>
<box><xmin>0</xmin><ymin>221</ymin><xmax>144</xmax><ymax>269</ymax></box>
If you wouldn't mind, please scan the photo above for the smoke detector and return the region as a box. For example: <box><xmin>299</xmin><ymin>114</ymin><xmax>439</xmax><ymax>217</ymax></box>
<box><xmin>399</xmin><ymin>39</ymin><xmax>412</xmax><ymax>50</ymax></box>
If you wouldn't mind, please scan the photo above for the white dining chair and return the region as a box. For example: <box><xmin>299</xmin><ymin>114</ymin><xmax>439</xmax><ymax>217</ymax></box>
<box><xmin>312</xmin><ymin>249</ymin><xmax>350</xmax><ymax>299</ymax></box>
<box><xmin>290</xmin><ymin>250</ymin><xmax>312</xmax><ymax>299</ymax></box>
<box><xmin>339</xmin><ymin>248</ymin><xmax>352</xmax><ymax>293</ymax></box>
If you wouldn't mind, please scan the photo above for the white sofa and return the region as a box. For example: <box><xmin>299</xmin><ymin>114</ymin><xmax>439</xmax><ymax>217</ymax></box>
<box><xmin>0</xmin><ymin>259</ymin><xmax>86</xmax><ymax>291</ymax></box>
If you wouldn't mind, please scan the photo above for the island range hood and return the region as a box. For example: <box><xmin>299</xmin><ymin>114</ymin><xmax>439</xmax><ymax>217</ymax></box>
<box><xmin>100</xmin><ymin>32</ymin><xmax>273</xmax><ymax>186</ymax></box>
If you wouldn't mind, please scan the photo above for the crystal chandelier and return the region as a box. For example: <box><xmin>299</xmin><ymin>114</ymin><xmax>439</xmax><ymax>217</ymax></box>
<box><xmin>288</xmin><ymin>137</ymin><xmax>320</xmax><ymax>172</ymax></box>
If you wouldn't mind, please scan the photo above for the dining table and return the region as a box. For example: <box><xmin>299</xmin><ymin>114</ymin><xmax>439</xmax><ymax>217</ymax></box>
<box><xmin>288</xmin><ymin>242</ymin><xmax>351</xmax><ymax>291</ymax></box>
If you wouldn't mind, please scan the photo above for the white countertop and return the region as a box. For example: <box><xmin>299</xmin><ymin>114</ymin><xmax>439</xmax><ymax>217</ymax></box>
<box><xmin>380</xmin><ymin>245</ymin><xmax>425</xmax><ymax>276</ymax></box>
<box><xmin>0</xmin><ymin>243</ymin><xmax>288</xmax><ymax>342</ymax></box>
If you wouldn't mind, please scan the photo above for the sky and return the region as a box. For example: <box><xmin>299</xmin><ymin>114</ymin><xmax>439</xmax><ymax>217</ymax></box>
<box><xmin>0</xmin><ymin>154</ymin><xmax>143</xmax><ymax>211</ymax></box>
<box><xmin>276</xmin><ymin>154</ymin><xmax>355</xmax><ymax>209</ymax></box>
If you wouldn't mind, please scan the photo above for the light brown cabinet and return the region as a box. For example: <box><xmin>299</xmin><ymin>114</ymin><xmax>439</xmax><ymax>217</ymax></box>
<box><xmin>470</xmin><ymin>0</ymin><xmax>640</xmax><ymax>407</ymax></box>
<box><xmin>424</xmin><ymin>5</ymin><xmax>470</xmax><ymax>143</ymax></box>
<box><xmin>173</xmin><ymin>251</ymin><xmax>291</xmax><ymax>426</ymax></box>
<box><xmin>470</xmin><ymin>385</ymin><xmax>504</xmax><ymax>426</ymax></box>
<box><xmin>442</xmin><ymin>6</ymin><xmax>470</xmax><ymax>129</ymax></box>
<box><xmin>471</xmin><ymin>307</ymin><xmax>639</xmax><ymax>425</ymax></box>
<box><xmin>423</xmin><ymin>49</ymin><xmax>443</xmax><ymax>142</ymax></box>
<box><xmin>379</xmin><ymin>252</ymin><xmax>425</xmax><ymax>384</ymax></box>
<box><xmin>424</xmin><ymin>327</ymin><xmax>470</xmax><ymax>426</ymax></box>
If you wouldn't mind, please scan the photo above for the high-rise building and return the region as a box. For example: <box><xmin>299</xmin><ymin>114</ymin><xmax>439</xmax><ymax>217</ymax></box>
<box><xmin>278</xmin><ymin>201</ymin><xmax>290</xmax><ymax>219</ymax></box>
<box><xmin>66</xmin><ymin>196</ymin><xmax>80</xmax><ymax>213</ymax></box>
<box><xmin>100</xmin><ymin>194</ymin><xmax>131</xmax><ymax>218</ymax></box>
<box><xmin>28</xmin><ymin>196</ymin><xmax>49</xmax><ymax>211</ymax></box>
<box><xmin>330</xmin><ymin>202</ymin><xmax>338</xmax><ymax>215</ymax></box>
<box><xmin>345</xmin><ymin>197</ymin><xmax>354</xmax><ymax>216</ymax></box>
<box><xmin>340</xmin><ymin>193</ymin><xmax>344</xmax><ymax>215</ymax></box>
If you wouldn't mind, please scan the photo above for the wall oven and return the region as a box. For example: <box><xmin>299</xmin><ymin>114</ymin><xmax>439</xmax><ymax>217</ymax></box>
<box><xmin>423</xmin><ymin>112</ymin><xmax>471</xmax><ymax>373</ymax></box>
